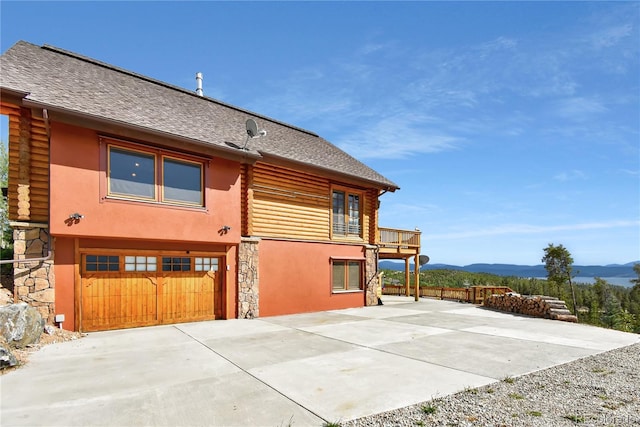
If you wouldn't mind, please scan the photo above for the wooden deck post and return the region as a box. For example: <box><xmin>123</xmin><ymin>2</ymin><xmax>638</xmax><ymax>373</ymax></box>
<box><xmin>414</xmin><ymin>253</ymin><xmax>420</xmax><ymax>301</ymax></box>
<box><xmin>404</xmin><ymin>257</ymin><xmax>410</xmax><ymax>297</ymax></box>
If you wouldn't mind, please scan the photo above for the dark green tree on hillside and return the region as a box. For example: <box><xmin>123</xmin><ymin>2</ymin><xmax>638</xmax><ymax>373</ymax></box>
<box><xmin>1</xmin><ymin>141</ymin><xmax>10</xmax><ymax>245</ymax></box>
<box><xmin>1</xmin><ymin>140</ymin><xmax>12</xmax><ymax>276</ymax></box>
<box><xmin>631</xmin><ymin>264</ymin><xmax>640</xmax><ymax>331</ymax></box>
<box><xmin>631</xmin><ymin>263</ymin><xmax>640</xmax><ymax>288</ymax></box>
<box><xmin>542</xmin><ymin>243</ymin><xmax>577</xmax><ymax>315</ymax></box>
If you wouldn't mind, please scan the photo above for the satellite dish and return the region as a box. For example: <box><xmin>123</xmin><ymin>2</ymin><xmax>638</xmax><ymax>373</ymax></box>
<box><xmin>418</xmin><ymin>255</ymin><xmax>430</xmax><ymax>266</ymax></box>
<box><xmin>246</xmin><ymin>119</ymin><xmax>259</xmax><ymax>137</ymax></box>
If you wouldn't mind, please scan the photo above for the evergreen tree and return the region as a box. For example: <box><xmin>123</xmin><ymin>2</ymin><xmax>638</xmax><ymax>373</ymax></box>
<box><xmin>541</xmin><ymin>243</ymin><xmax>578</xmax><ymax>314</ymax></box>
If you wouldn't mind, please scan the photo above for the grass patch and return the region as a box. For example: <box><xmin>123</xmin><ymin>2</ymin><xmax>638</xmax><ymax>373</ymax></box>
<box><xmin>485</xmin><ymin>387</ymin><xmax>495</xmax><ymax>394</ymax></box>
<box><xmin>415</xmin><ymin>421</ymin><xmax>425</xmax><ymax>427</ymax></box>
<box><xmin>421</xmin><ymin>404</ymin><xmax>437</xmax><ymax>415</ymax></box>
<box><xmin>591</xmin><ymin>366</ymin><xmax>616</xmax><ymax>376</ymax></box>
<box><xmin>603</xmin><ymin>402</ymin><xmax>621</xmax><ymax>410</ymax></box>
<box><xmin>508</xmin><ymin>393</ymin><xmax>525</xmax><ymax>400</ymax></box>
<box><xmin>527</xmin><ymin>411</ymin><xmax>542</xmax><ymax>417</ymax></box>
<box><xmin>563</xmin><ymin>414</ymin><xmax>585</xmax><ymax>423</ymax></box>
<box><xmin>323</xmin><ymin>422</ymin><xmax>341</xmax><ymax>427</ymax></box>
<box><xmin>464</xmin><ymin>386</ymin><xmax>479</xmax><ymax>395</ymax></box>
<box><xmin>502</xmin><ymin>376</ymin><xmax>515</xmax><ymax>384</ymax></box>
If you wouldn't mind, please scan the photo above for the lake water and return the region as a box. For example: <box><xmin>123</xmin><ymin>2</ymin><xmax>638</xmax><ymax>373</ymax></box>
<box><xmin>537</xmin><ymin>277</ymin><xmax>634</xmax><ymax>288</ymax></box>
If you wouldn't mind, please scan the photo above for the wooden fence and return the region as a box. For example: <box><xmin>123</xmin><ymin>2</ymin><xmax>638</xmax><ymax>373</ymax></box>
<box><xmin>382</xmin><ymin>285</ymin><xmax>513</xmax><ymax>305</ymax></box>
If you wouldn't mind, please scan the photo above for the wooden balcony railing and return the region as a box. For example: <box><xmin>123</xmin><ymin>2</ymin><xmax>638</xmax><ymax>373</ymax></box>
<box><xmin>381</xmin><ymin>285</ymin><xmax>514</xmax><ymax>304</ymax></box>
<box><xmin>377</xmin><ymin>227</ymin><xmax>421</xmax><ymax>255</ymax></box>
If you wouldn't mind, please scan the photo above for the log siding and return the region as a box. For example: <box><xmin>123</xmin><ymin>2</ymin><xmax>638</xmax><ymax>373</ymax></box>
<box><xmin>245</xmin><ymin>162</ymin><xmax>378</xmax><ymax>243</ymax></box>
<box><xmin>2</xmin><ymin>102</ymin><xmax>49</xmax><ymax>223</ymax></box>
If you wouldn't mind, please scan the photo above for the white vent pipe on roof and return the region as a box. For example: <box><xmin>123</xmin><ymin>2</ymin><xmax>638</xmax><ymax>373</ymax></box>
<box><xmin>196</xmin><ymin>72</ymin><xmax>203</xmax><ymax>96</ymax></box>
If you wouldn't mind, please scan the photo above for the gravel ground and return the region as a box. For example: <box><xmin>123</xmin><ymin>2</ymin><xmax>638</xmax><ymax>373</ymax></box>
<box><xmin>344</xmin><ymin>343</ymin><xmax>640</xmax><ymax>427</ymax></box>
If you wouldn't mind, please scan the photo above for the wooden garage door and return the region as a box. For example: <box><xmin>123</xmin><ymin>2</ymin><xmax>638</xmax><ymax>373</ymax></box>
<box><xmin>80</xmin><ymin>253</ymin><xmax>222</xmax><ymax>332</ymax></box>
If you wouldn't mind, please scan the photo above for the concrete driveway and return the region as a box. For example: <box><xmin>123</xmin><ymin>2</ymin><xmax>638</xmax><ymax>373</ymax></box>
<box><xmin>1</xmin><ymin>297</ymin><xmax>638</xmax><ymax>426</ymax></box>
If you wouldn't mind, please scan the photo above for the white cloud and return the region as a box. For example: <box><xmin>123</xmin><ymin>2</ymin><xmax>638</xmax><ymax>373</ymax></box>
<box><xmin>244</xmin><ymin>5</ymin><xmax>636</xmax><ymax>160</ymax></box>
<box><xmin>590</xmin><ymin>24</ymin><xmax>633</xmax><ymax>49</ymax></box>
<box><xmin>335</xmin><ymin>113</ymin><xmax>463</xmax><ymax>159</ymax></box>
<box><xmin>553</xmin><ymin>170</ymin><xmax>588</xmax><ymax>182</ymax></box>
<box><xmin>620</xmin><ymin>168</ymin><xmax>639</xmax><ymax>176</ymax></box>
<box><xmin>553</xmin><ymin>97</ymin><xmax>608</xmax><ymax>121</ymax></box>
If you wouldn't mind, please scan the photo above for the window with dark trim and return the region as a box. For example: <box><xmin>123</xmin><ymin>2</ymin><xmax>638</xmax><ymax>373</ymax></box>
<box><xmin>332</xmin><ymin>189</ymin><xmax>362</xmax><ymax>237</ymax></box>
<box><xmin>332</xmin><ymin>260</ymin><xmax>363</xmax><ymax>292</ymax></box>
<box><xmin>107</xmin><ymin>144</ymin><xmax>204</xmax><ymax>207</ymax></box>
<box><xmin>162</xmin><ymin>257</ymin><xmax>191</xmax><ymax>272</ymax></box>
<box><xmin>85</xmin><ymin>255</ymin><xmax>120</xmax><ymax>272</ymax></box>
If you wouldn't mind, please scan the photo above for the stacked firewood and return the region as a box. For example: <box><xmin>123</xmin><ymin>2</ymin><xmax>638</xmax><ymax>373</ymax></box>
<box><xmin>484</xmin><ymin>293</ymin><xmax>578</xmax><ymax>323</ymax></box>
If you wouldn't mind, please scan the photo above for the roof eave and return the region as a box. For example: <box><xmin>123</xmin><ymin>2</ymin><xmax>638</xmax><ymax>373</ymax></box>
<box><xmin>258</xmin><ymin>151</ymin><xmax>399</xmax><ymax>192</ymax></box>
<box><xmin>17</xmin><ymin>96</ymin><xmax>262</xmax><ymax>163</ymax></box>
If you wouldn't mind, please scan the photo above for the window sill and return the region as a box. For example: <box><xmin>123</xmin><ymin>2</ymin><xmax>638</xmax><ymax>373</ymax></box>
<box><xmin>331</xmin><ymin>290</ymin><xmax>364</xmax><ymax>294</ymax></box>
<box><xmin>331</xmin><ymin>235</ymin><xmax>364</xmax><ymax>242</ymax></box>
<box><xmin>104</xmin><ymin>196</ymin><xmax>206</xmax><ymax>212</ymax></box>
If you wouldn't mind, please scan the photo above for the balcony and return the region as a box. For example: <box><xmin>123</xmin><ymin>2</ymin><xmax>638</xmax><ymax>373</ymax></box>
<box><xmin>377</xmin><ymin>227</ymin><xmax>421</xmax><ymax>257</ymax></box>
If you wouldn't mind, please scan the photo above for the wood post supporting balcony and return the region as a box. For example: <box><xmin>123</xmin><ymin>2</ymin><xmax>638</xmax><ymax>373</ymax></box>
<box><xmin>377</xmin><ymin>227</ymin><xmax>422</xmax><ymax>300</ymax></box>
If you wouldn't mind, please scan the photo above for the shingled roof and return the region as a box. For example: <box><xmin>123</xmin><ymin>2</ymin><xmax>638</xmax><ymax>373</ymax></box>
<box><xmin>0</xmin><ymin>41</ymin><xmax>398</xmax><ymax>190</ymax></box>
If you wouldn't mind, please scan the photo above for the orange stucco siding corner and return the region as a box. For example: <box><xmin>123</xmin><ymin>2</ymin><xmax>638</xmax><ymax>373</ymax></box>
<box><xmin>258</xmin><ymin>239</ymin><xmax>372</xmax><ymax>317</ymax></box>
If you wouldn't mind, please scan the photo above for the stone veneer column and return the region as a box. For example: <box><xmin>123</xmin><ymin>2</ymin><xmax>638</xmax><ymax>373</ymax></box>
<box><xmin>238</xmin><ymin>237</ymin><xmax>260</xmax><ymax>319</ymax></box>
<box><xmin>364</xmin><ymin>245</ymin><xmax>379</xmax><ymax>306</ymax></box>
<box><xmin>11</xmin><ymin>223</ymin><xmax>55</xmax><ymax>323</ymax></box>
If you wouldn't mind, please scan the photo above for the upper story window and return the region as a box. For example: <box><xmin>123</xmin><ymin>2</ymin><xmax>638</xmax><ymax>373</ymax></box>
<box><xmin>109</xmin><ymin>147</ymin><xmax>157</xmax><ymax>200</ymax></box>
<box><xmin>162</xmin><ymin>156</ymin><xmax>203</xmax><ymax>205</ymax></box>
<box><xmin>332</xmin><ymin>189</ymin><xmax>362</xmax><ymax>237</ymax></box>
<box><xmin>107</xmin><ymin>144</ymin><xmax>204</xmax><ymax>207</ymax></box>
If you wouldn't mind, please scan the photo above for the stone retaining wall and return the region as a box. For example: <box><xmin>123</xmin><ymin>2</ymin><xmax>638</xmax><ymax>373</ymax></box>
<box><xmin>484</xmin><ymin>293</ymin><xmax>578</xmax><ymax>322</ymax></box>
<box><xmin>11</xmin><ymin>224</ymin><xmax>55</xmax><ymax>324</ymax></box>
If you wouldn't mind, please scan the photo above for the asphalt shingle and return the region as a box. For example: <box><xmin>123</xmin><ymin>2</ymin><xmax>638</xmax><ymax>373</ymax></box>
<box><xmin>0</xmin><ymin>41</ymin><xmax>398</xmax><ymax>189</ymax></box>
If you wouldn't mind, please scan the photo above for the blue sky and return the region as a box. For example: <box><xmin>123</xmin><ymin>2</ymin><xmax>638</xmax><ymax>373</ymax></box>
<box><xmin>1</xmin><ymin>1</ymin><xmax>638</xmax><ymax>265</ymax></box>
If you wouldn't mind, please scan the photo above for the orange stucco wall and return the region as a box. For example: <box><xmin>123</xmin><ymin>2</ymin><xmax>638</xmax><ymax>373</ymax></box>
<box><xmin>49</xmin><ymin>122</ymin><xmax>241</xmax><ymax>243</ymax></box>
<box><xmin>48</xmin><ymin>122</ymin><xmax>242</xmax><ymax>330</ymax></box>
<box><xmin>258</xmin><ymin>239</ymin><xmax>367</xmax><ymax>317</ymax></box>
<box><xmin>53</xmin><ymin>237</ymin><xmax>75</xmax><ymax>329</ymax></box>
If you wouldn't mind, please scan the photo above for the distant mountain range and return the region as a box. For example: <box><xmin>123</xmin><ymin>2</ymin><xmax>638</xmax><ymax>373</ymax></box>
<box><xmin>379</xmin><ymin>261</ymin><xmax>639</xmax><ymax>278</ymax></box>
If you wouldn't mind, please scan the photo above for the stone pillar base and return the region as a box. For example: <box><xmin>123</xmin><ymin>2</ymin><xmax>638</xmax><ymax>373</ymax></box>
<box><xmin>11</xmin><ymin>224</ymin><xmax>55</xmax><ymax>323</ymax></box>
<box><xmin>238</xmin><ymin>237</ymin><xmax>259</xmax><ymax>319</ymax></box>
<box><xmin>365</xmin><ymin>245</ymin><xmax>379</xmax><ymax>306</ymax></box>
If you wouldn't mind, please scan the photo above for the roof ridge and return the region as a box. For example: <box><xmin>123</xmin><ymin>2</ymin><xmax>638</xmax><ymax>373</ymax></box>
<box><xmin>40</xmin><ymin>44</ymin><xmax>319</xmax><ymax>137</ymax></box>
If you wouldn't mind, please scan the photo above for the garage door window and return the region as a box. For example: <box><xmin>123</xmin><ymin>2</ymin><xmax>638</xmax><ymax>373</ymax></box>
<box><xmin>85</xmin><ymin>255</ymin><xmax>120</xmax><ymax>272</ymax></box>
<box><xmin>195</xmin><ymin>257</ymin><xmax>218</xmax><ymax>272</ymax></box>
<box><xmin>162</xmin><ymin>257</ymin><xmax>191</xmax><ymax>271</ymax></box>
<box><xmin>125</xmin><ymin>256</ymin><xmax>157</xmax><ymax>272</ymax></box>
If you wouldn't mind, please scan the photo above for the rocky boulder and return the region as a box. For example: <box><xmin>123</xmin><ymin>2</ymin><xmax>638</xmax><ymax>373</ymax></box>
<box><xmin>0</xmin><ymin>340</ymin><xmax>18</xmax><ymax>369</ymax></box>
<box><xmin>0</xmin><ymin>302</ymin><xmax>44</xmax><ymax>348</ymax></box>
